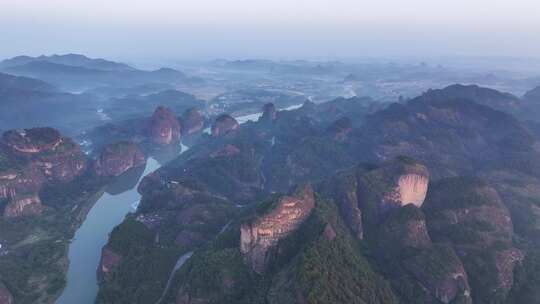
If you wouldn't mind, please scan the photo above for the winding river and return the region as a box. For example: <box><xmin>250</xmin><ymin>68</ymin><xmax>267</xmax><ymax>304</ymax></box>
<box><xmin>57</xmin><ymin>104</ymin><xmax>302</xmax><ymax>304</ymax></box>
<box><xmin>57</xmin><ymin>157</ymin><xmax>162</xmax><ymax>304</ymax></box>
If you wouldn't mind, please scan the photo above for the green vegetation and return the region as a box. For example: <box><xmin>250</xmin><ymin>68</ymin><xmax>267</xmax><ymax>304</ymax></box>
<box><xmin>0</xmin><ymin>175</ymin><xmax>106</xmax><ymax>304</ymax></box>
<box><xmin>97</xmin><ymin>217</ymin><xmax>182</xmax><ymax>304</ymax></box>
<box><xmin>508</xmin><ymin>250</ymin><xmax>540</xmax><ymax>303</ymax></box>
<box><xmin>165</xmin><ymin>197</ymin><xmax>397</xmax><ymax>304</ymax></box>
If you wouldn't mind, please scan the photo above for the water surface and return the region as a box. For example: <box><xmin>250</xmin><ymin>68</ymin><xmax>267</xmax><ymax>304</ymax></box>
<box><xmin>57</xmin><ymin>158</ymin><xmax>161</xmax><ymax>304</ymax></box>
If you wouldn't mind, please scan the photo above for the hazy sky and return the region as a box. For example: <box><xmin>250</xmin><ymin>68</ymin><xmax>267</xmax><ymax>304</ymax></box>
<box><xmin>1</xmin><ymin>0</ymin><xmax>539</xmax><ymax>62</ymax></box>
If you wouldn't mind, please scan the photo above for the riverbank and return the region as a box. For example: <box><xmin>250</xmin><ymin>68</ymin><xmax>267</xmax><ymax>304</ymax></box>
<box><xmin>0</xmin><ymin>173</ymin><xmax>108</xmax><ymax>304</ymax></box>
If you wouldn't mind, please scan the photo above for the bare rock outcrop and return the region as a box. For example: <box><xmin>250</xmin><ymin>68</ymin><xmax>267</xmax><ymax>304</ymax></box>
<box><xmin>359</xmin><ymin>158</ymin><xmax>429</xmax><ymax>223</ymax></box>
<box><xmin>2</xmin><ymin>127</ymin><xmax>62</xmax><ymax>154</ymax></box>
<box><xmin>211</xmin><ymin>114</ymin><xmax>239</xmax><ymax>137</ymax></box>
<box><xmin>94</xmin><ymin>141</ymin><xmax>146</xmax><ymax>177</ymax></box>
<box><xmin>0</xmin><ymin>127</ymin><xmax>86</xmax><ymax>218</ymax></box>
<box><xmin>181</xmin><ymin>107</ymin><xmax>204</xmax><ymax>135</ymax></box>
<box><xmin>2</xmin><ymin>127</ymin><xmax>86</xmax><ymax>183</ymax></box>
<box><xmin>149</xmin><ymin>106</ymin><xmax>181</xmax><ymax>145</ymax></box>
<box><xmin>3</xmin><ymin>193</ymin><xmax>42</xmax><ymax>218</ymax></box>
<box><xmin>240</xmin><ymin>184</ymin><xmax>315</xmax><ymax>273</ymax></box>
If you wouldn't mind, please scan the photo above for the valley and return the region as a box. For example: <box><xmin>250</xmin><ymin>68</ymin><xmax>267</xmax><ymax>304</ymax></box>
<box><xmin>0</xmin><ymin>53</ymin><xmax>540</xmax><ymax>304</ymax></box>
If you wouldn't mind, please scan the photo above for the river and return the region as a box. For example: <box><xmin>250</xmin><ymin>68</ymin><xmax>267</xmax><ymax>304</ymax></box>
<box><xmin>57</xmin><ymin>157</ymin><xmax>163</xmax><ymax>304</ymax></box>
<box><xmin>57</xmin><ymin>104</ymin><xmax>302</xmax><ymax>304</ymax></box>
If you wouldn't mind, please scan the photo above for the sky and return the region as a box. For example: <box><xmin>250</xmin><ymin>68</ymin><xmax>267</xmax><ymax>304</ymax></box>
<box><xmin>1</xmin><ymin>0</ymin><xmax>539</xmax><ymax>63</ymax></box>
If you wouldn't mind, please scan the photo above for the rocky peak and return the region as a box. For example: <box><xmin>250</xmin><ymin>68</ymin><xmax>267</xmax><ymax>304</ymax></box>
<box><xmin>181</xmin><ymin>107</ymin><xmax>204</xmax><ymax>135</ymax></box>
<box><xmin>361</xmin><ymin>158</ymin><xmax>429</xmax><ymax>221</ymax></box>
<box><xmin>2</xmin><ymin>127</ymin><xmax>62</xmax><ymax>155</ymax></box>
<box><xmin>240</xmin><ymin>184</ymin><xmax>315</xmax><ymax>273</ymax></box>
<box><xmin>3</xmin><ymin>193</ymin><xmax>42</xmax><ymax>218</ymax></box>
<box><xmin>149</xmin><ymin>106</ymin><xmax>181</xmax><ymax>145</ymax></box>
<box><xmin>211</xmin><ymin>114</ymin><xmax>239</xmax><ymax>137</ymax></box>
<box><xmin>94</xmin><ymin>141</ymin><xmax>146</xmax><ymax>177</ymax></box>
<box><xmin>0</xmin><ymin>127</ymin><xmax>86</xmax><ymax>218</ymax></box>
<box><xmin>261</xmin><ymin>103</ymin><xmax>277</xmax><ymax>122</ymax></box>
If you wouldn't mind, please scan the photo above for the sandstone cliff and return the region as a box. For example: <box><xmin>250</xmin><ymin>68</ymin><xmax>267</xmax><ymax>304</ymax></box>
<box><xmin>94</xmin><ymin>141</ymin><xmax>146</xmax><ymax>177</ymax></box>
<box><xmin>0</xmin><ymin>127</ymin><xmax>86</xmax><ymax>217</ymax></box>
<box><xmin>3</xmin><ymin>193</ymin><xmax>42</xmax><ymax>218</ymax></box>
<box><xmin>358</xmin><ymin>158</ymin><xmax>429</xmax><ymax>223</ymax></box>
<box><xmin>240</xmin><ymin>184</ymin><xmax>315</xmax><ymax>273</ymax></box>
<box><xmin>211</xmin><ymin>114</ymin><xmax>239</xmax><ymax>137</ymax></box>
<box><xmin>149</xmin><ymin>106</ymin><xmax>181</xmax><ymax>145</ymax></box>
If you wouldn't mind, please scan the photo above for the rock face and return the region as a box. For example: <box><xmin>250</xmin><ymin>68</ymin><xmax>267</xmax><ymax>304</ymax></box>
<box><xmin>3</xmin><ymin>193</ymin><xmax>42</xmax><ymax>218</ymax></box>
<box><xmin>97</xmin><ymin>246</ymin><xmax>122</xmax><ymax>282</ymax></box>
<box><xmin>94</xmin><ymin>141</ymin><xmax>146</xmax><ymax>177</ymax></box>
<box><xmin>149</xmin><ymin>106</ymin><xmax>181</xmax><ymax>145</ymax></box>
<box><xmin>0</xmin><ymin>127</ymin><xmax>86</xmax><ymax>217</ymax></box>
<box><xmin>2</xmin><ymin>127</ymin><xmax>62</xmax><ymax>154</ymax></box>
<box><xmin>261</xmin><ymin>103</ymin><xmax>277</xmax><ymax>122</ymax></box>
<box><xmin>359</xmin><ymin>158</ymin><xmax>429</xmax><ymax>222</ymax></box>
<box><xmin>0</xmin><ymin>282</ymin><xmax>13</xmax><ymax>304</ymax></box>
<box><xmin>181</xmin><ymin>107</ymin><xmax>204</xmax><ymax>135</ymax></box>
<box><xmin>211</xmin><ymin>114</ymin><xmax>239</xmax><ymax>137</ymax></box>
<box><xmin>240</xmin><ymin>184</ymin><xmax>315</xmax><ymax>273</ymax></box>
<box><xmin>386</xmin><ymin>173</ymin><xmax>429</xmax><ymax>208</ymax></box>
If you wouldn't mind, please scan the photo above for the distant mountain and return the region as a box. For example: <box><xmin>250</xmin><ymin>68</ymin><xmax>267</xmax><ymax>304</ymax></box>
<box><xmin>414</xmin><ymin>84</ymin><xmax>540</xmax><ymax>122</ymax></box>
<box><xmin>0</xmin><ymin>53</ymin><xmax>134</xmax><ymax>71</ymax></box>
<box><xmin>416</xmin><ymin>84</ymin><xmax>521</xmax><ymax>111</ymax></box>
<box><xmin>0</xmin><ymin>54</ymin><xmax>198</xmax><ymax>91</ymax></box>
<box><xmin>0</xmin><ymin>72</ymin><xmax>101</xmax><ymax>134</ymax></box>
<box><xmin>0</xmin><ymin>72</ymin><xmax>57</xmax><ymax>92</ymax></box>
